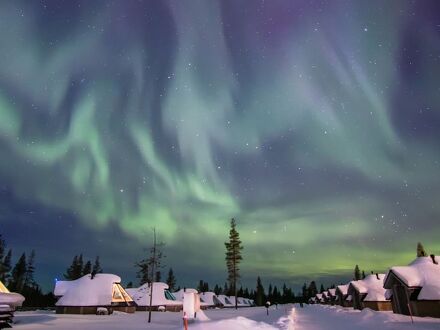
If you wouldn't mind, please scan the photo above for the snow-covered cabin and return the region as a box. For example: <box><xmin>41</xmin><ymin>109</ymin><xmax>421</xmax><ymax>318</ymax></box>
<box><xmin>216</xmin><ymin>295</ymin><xmax>234</xmax><ymax>307</ymax></box>
<box><xmin>54</xmin><ymin>274</ymin><xmax>135</xmax><ymax>314</ymax></box>
<box><xmin>199</xmin><ymin>292</ymin><xmax>223</xmax><ymax>308</ymax></box>
<box><xmin>315</xmin><ymin>293</ymin><xmax>323</xmax><ymax>304</ymax></box>
<box><xmin>347</xmin><ymin>274</ymin><xmax>391</xmax><ymax>311</ymax></box>
<box><xmin>237</xmin><ymin>297</ymin><xmax>250</xmax><ymax>307</ymax></box>
<box><xmin>321</xmin><ymin>291</ymin><xmax>330</xmax><ymax>304</ymax></box>
<box><xmin>0</xmin><ymin>280</ymin><xmax>25</xmax><ymax>327</ymax></box>
<box><xmin>172</xmin><ymin>288</ymin><xmax>198</xmax><ymax>302</ymax></box>
<box><xmin>335</xmin><ymin>284</ymin><xmax>352</xmax><ymax>307</ymax></box>
<box><xmin>384</xmin><ymin>255</ymin><xmax>440</xmax><ymax>317</ymax></box>
<box><xmin>126</xmin><ymin>282</ymin><xmax>182</xmax><ymax>312</ymax></box>
<box><xmin>327</xmin><ymin>288</ymin><xmax>337</xmax><ymax>305</ymax></box>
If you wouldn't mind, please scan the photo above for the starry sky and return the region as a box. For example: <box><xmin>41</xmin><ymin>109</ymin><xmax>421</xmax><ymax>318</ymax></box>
<box><xmin>1</xmin><ymin>0</ymin><xmax>440</xmax><ymax>291</ymax></box>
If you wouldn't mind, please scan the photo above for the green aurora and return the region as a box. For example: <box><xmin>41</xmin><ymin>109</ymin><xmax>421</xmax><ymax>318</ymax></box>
<box><xmin>0</xmin><ymin>0</ymin><xmax>440</xmax><ymax>289</ymax></box>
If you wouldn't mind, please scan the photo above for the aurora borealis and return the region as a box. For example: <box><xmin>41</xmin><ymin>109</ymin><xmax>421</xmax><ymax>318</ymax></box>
<box><xmin>1</xmin><ymin>0</ymin><xmax>440</xmax><ymax>290</ymax></box>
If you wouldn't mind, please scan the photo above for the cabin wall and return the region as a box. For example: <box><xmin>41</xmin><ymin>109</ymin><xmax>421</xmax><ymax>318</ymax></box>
<box><xmin>410</xmin><ymin>301</ymin><xmax>440</xmax><ymax>318</ymax></box>
<box><xmin>362</xmin><ymin>301</ymin><xmax>392</xmax><ymax>311</ymax></box>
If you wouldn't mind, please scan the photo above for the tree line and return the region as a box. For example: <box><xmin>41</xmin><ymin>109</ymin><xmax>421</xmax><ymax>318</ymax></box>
<box><xmin>0</xmin><ymin>234</ymin><xmax>55</xmax><ymax>307</ymax></box>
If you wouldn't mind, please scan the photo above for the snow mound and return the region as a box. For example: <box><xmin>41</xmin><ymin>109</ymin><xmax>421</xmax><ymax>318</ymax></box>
<box><xmin>189</xmin><ymin>316</ymin><xmax>277</xmax><ymax>330</ymax></box>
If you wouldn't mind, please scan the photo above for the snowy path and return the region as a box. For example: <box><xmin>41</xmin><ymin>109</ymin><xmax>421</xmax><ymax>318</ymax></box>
<box><xmin>12</xmin><ymin>306</ymin><xmax>292</xmax><ymax>329</ymax></box>
<box><xmin>293</xmin><ymin>305</ymin><xmax>440</xmax><ymax>330</ymax></box>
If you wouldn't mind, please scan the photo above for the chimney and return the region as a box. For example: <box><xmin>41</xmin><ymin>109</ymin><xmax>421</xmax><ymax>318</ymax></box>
<box><xmin>430</xmin><ymin>254</ymin><xmax>438</xmax><ymax>265</ymax></box>
<box><xmin>375</xmin><ymin>273</ymin><xmax>380</xmax><ymax>280</ymax></box>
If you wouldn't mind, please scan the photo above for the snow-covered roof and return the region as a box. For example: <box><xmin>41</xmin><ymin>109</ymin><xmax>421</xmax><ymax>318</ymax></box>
<box><xmin>315</xmin><ymin>293</ymin><xmax>323</xmax><ymax>301</ymax></box>
<box><xmin>346</xmin><ymin>294</ymin><xmax>352</xmax><ymax>301</ymax></box>
<box><xmin>385</xmin><ymin>256</ymin><xmax>440</xmax><ymax>300</ymax></box>
<box><xmin>217</xmin><ymin>295</ymin><xmax>234</xmax><ymax>306</ymax></box>
<box><xmin>237</xmin><ymin>297</ymin><xmax>250</xmax><ymax>306</ymax></box>
<box><xmin>56</xmin><ymin>274</ymin><xmax>132</xmax><ymax>307</ymax></box>
<box><xmin>328</xmin><ymin>289</ymin><xmax>336</xmax><ymax>297</ymax></box>
<box><xmin>199</xmin><ymin>292</ymin><xmax>219</xmax><ymax>306</ymax></box>
<box><xmin>0</xmin><ymin>280</ymin><xmax>25</xmax><ymax>307</ymax></box>
<box><xmin>336</xmin><ymin>284</ymin><xmax>348</xmax><ymax>296</ymax></box>
<box><xmin>126</xmin><ymin>282</ymin><xmax>182</xmax><ymax>307</ymax></box>
<box><xmin>349</xmin><ymin>274</ymin><xmax>388</xmax><ymax>302</ymax></box>
<box><xmin>322</xmin><ymin>291</ymin><xmax>329</xmax><ymax>298</ymax></box>
<box><xmin>54</xmin><ymin>280</ymin><xmax>74</xmax><ymax>297</ymax></box>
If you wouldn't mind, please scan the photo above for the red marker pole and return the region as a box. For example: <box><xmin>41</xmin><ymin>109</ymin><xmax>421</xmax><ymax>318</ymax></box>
<box><xmin>183</xmin><ymin>312</ymin><xmax>189</xmax><ymax>330</ymax></box>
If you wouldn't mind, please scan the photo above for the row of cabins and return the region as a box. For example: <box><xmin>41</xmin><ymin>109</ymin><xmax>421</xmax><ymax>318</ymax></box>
<box><xmin>309</xmin><ymin>255</ymin><xmax>440</xmax><ymax>318</ymax></box>
<box><xmin>53</xmin><ymin>274</ymin><xmax>255</xmax><ymax>314</ymax></box>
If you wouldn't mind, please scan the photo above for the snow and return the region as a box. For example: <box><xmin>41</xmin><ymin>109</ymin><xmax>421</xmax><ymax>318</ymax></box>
<box><xmin>349</xmin><ymin>274</ymin><xmax>388</xmax><ymax>302</ymax></box>
<box><xmin>56</xmin><ymin>274</ymin><xmax>123</xmax><ymax>307</ymax></box>
<box><xmin>11</xmin><ymin>304</ymin><xmax>440</xmax><ymax>329</ymax></box>
<box><xmin>12</xmin><ymin>306</ymin><xmax>292</xmax><ymax>329</ymax></box>
<box><xmin>126</xmin><ymin>282</ymin><xmax>181</xmax><ymax>307</ymax></box>
<box><xmin>386</xmin><ymin>256</ymin><xmax>440</xmax><ymax>300</ymax></box>
<box><xmin>293</xmin><ymin>305</ymin><xmax>440</xmax><ymax>330</ymax></box>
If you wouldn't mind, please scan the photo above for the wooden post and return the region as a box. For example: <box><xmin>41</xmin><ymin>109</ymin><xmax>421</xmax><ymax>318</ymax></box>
<box><xmin>404</xmin><ymin>289</ymin><xmax>414</xmax><ymax>324</ymax></box>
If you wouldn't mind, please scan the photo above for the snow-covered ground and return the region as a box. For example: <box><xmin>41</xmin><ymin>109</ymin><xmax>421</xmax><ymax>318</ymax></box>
<box><xmin>294</xmin><ymin>305</ymin><xmax>440</xmax><ymax>330</ymax></box>
<box><xmin>12</xmin><ymin>306</ymin><xmax>292</xmax><ymax>330</ymax></box>
<box><xmin>11</xmin><ymin>304</ymin><xmax>440</xmax><ymax>329</ymax></box>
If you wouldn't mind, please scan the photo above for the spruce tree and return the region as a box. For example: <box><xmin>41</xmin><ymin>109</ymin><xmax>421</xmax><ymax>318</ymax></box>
<box><xmin>225</xmin><ymin>218</ymin><xmax>243</xmax><ymax>309</ymax></box>
<box><xmin>92</xmin><ymin>256</ymin><xmax>103</xmax><ymax>275</ymax></box>
<box><xmin>76</xmin><ymin>254</ymin><xmax>84</xmax><ymax>278</ymax></box>
<box><xmin>354</xmin><ymin>265</ymin><xmax>361</xmax><ymax>280</ymax></box>
<box><xmin>417</xmin><ymin>242</ymin><xmax>427</xmax><ymax>257</ymax></box>
<box><xmin>64</xmin><ymin>255</ymin><xmax>78</xmax><ymax>280</ymax></box>
<box><xmin>214</xmin><ymin>284</ymin><xmax>221</xmax><ymax>295</ymax></box>
<box><xmin>24</xmin><ymin>250</ymin><xmax>36</xmax><ymax>288</ymax></box>
<box><xmin>308</xmin><ymin>281</ymin><xmax>318</xmax><ymax>297</ymax></box>
<box><xmin>83</xmin><ymin>260</ymin><xmax>92</xmax><ymax>275</ymax></box>
<box><xmin>320</xmin><ymin>284</ymin><xmax>325</xmax><ymax>293</ymax></box>
<box><xmin>1</xmin><ymin>249</ymin><xmax>12</xmax><ymax>283</ymax></box>
<box><xmin>362</xmin><ymin>270</ymin><xmax>366</xmax><ymax>279</ymax></box>
<box><xmin>155</xmin><ymin>271</ymin><xmax>161</xmax><ymax>282</ymax></box>
<box><xmin>166</xmin><ymin>268</ymin><xmax>176</xmax><ymax>291</ymax></box>
<box><xmin>255</xmin><ymin>276</ymin><xmax>265</xmax><ymax>306</ymax></box>
<box><xmin>10</xmin><ymin>253</ymin><xmax>27</xmax><ymax>293</ymax></box>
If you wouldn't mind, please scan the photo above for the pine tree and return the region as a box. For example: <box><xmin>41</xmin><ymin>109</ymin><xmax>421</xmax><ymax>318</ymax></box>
<box><xmin>64</xmin><ymin>255</ymin><xmax>78</xmax><ymax>280</ymax></box>
<box><xmin>244</xmin><ymin>287</ymin><xmax>250</xmax><ymax>298</ymax></box>
<box><xmin>166</xmin><ymin>268</ymin><xmax>176</xmax><ymax>291</ymax></box>
<box><xmin>255</xmin><ymin>276</ymin><xmax>265</xmax><ymax>306</ymax></box>
<box><xmin>272</xmin><ymin>286</ymin><xmax>279</xmax><ymax>303</ymax></box>
<box><xmin>302</xmin><ymin>283</ymin><xmax>308</xmax><ymax>300</ymax></box>
<box><xmin>214</xmin><ymin>284</ymin><xmax>221</xmax><ymax>295</ymax></box>
<box><xmin>24</xmin><ymin>250</ymin><xmax>36</xmax><ymax>288</ymax></box>
<box><xmin>354</xmin><ymin>265</ymin><xmax>361</xmax><ymax>280</ymax></box>
<box><xmin>225</xmin><ymin>218</ymin><xmax>243</xmax><ymax>309</ymax></box>
<box><xmin>92</xmin><ymin>256</ymin><xmax>103</xmax><ymax>275</ymax></box>
<box><xmin>126</xmin><ymin>281</ymin><xmax>133</xmax><ymax>288</ymax></box>
<box><xmin>308</xmin><ymin>281</ymin><xmax>318</xmax><ymax>298</ymax></box>
<box><xmin>155</xmin><ymin>271</ymin><xmax>161</xmax><ymax>282</ymax></box>
<box><xmin>268</xmin><ymin>284</ymin><xmax>273</xmax><ymax>301</ymax></box>
<box><xmin>362</xmin><ymin>270</ymin><xmax>366</xmax><ymax>279</ymax></box>
<box><xmin>417</xmin><ymin>242</ymin><xmax>427</xmax><ymax>257</ymax></box>
<box><xmin>76</xmin><ymin>254</ymin><xmax>84</xmax><ymax>278</ymax></box>
<box><xmin>83</xmin><ymin>260</ymin><xmax>92</xmax><ymax>275</ymax></box>
<box><xmin>10</xmin><ymin>253</ymin><xmax>27</xmax><ymax>293</ymax></box>
<box><xmin>1</xmin><ymin>249</ymin><xmax>12</xmax><ymax>283</ymax></box>
<box><xmin>136</xmin><ymin>260</ymin><xmax>149</xmax><ymax>285</ymax></box>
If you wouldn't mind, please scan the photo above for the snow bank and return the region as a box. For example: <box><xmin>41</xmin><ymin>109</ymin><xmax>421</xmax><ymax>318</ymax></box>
<box><xmin>190</xmin><ymin>316</ymin><xmax>277</xmax><ymax>330</ymax></box>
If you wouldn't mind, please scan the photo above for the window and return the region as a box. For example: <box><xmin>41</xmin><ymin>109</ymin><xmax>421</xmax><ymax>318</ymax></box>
<box><xmin>164</xmin><ymin>290</ymin><xmax>176</xmax><ymax>301</ymax></box>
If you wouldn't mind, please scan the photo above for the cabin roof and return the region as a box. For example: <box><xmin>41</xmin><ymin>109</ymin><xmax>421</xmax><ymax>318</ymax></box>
<box><xmin>385</xmin><ymin>256</ymin><xmax>440</xmax><ymax>300</ymax></box>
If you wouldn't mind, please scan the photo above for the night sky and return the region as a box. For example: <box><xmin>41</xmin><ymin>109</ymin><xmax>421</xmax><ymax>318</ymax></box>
<box><xmin>1</xmin><ymin>0</ymin><xmax>440</xmax><ymax>292</ymax></box>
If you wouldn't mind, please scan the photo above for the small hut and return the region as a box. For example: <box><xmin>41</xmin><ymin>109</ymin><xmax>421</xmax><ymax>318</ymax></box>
<box><xmin>335</xmin><ymin>284</ymin><xmax>352</xmax><ymax>307</ymax></box>
<box><xmin>126</xmin><ymin>282</ymin><xmax>183</xmax><ymax>312</ymax></box>
<box><xmin>199</xmin><ymin>292</ymin><xmax>223</xmax><ymax>308</ymax></box>
<box><xmin>321</xmin><ymin>291</ymin><xmax>330</xmax><ymax>304</ymax></box>
<box><xmin>384</xmin><ymin>255</ymin><xmax>440</xmax><ymax>318</ymax></box>
<box><xmin>328</xmin><ymin>288</ymin><xmax>337</xmax><ymax>305</ymax></box>
<box><xmin>216</xmin><ymin>295</ymin><xmax>234</xmax><ymax>307</ymax></box>
<box><xmin>315</xmin><ymin>293</ymin><xmax>323</xmax><ymax>304</ymax></box>
<box><xmin>348</xmin><ymin>274</ymin><xmax>391</xmax><ymax>311</ymax></box>
<box><xmin>55</xmin><ymin>274</ymin><xmax>135</xmax><ymax>314</ymax></box>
